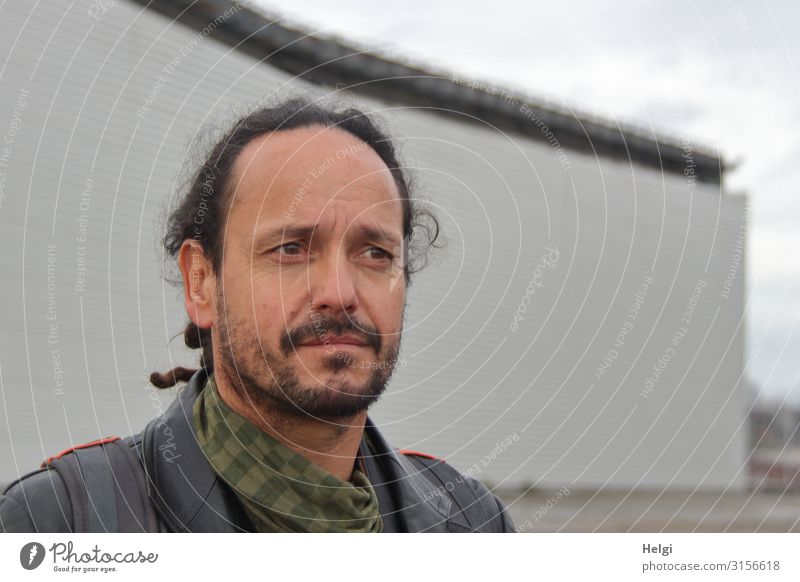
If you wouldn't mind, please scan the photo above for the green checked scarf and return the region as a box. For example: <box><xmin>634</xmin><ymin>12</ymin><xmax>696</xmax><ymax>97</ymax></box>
<box><xmin>193</xmin><ymin>373</ymin><xmax>383</xmax><ymax>533</ymax></box>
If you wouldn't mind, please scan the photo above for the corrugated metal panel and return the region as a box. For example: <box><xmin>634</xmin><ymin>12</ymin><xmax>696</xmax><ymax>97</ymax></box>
<box><xmin>0</xmin><ymin>0</ymin><xmax>746</xmax><ymax>491</ymax></box>
<box><xmin>370</xmin><ymin>112</ymin><xmax>747</xmax><ymax>490</ymax></box>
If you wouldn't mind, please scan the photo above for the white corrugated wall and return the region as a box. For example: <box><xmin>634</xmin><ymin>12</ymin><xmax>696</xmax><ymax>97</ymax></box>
<box><xmin>0</xmin><ymin>0</ymin><xmax>747</xmax><ymax>491</ymax></box>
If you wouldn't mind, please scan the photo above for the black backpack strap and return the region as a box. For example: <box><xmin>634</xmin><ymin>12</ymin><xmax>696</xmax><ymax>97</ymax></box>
<box><xmin>46</xmin><ymin>449</ymin><xmax>109</xmax><ymax>532</ymax></box>
<box><xmin>403</xmin><ymin>453</ymin><xmax>502</xmax><ymax>532</ymax></box>
<box><xmin>43</xmin><ymin>439</ymin><xmax>158</xmax><ymax>532</ymax></box>
<box><xmin>105</xmin><ymin>440</ymin><xmax>160</xmax><ymax>532</ymax></box>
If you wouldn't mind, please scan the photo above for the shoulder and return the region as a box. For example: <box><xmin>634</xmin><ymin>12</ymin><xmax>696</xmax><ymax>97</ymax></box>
<box><xmin>0</xmin><ymin>434</ymin><xmax>145</xmax><ymax>533</ymax></box>
<box><xmin>398</xmin><ymin>450</ymin><xmax>516</xmax><ymax>533</ymax></box>
<box><xmin>0</xmin><ymin>468</ymin><xmax>72</xmax><ymax>532</ymax></box>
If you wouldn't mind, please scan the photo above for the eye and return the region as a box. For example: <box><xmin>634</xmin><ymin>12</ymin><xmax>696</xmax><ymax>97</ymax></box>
<box><xmin>362</xmin><ymin>246</ymin><xmax>393</xmax><ymax>261</ymax></box>
<box><xmin>272</xmin><ymin>242</ymin><xmax>306</xmax><ymax>257</ymax></box>
<box><xmin>359</xmin><ymin>247</ymin><xmax>396</xmax><ymax>269</ymax></box>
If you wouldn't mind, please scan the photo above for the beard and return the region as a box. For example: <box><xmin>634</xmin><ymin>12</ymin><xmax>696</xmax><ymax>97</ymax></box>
<box><xmin>212</xmin><ymin>295</ymin><xmax>402</xmax><ymax>425</ymax></box>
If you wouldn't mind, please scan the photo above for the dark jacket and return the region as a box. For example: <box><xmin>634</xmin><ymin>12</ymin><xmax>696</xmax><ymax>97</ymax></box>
<box><xmin>0</xmin><ymin>369</ymin><xmax>515</xmax><ymax>533</ymax></box>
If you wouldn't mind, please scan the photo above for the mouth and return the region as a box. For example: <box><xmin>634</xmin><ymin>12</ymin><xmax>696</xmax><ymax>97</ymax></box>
<box><xmin>298</xmin><ymin>335</ymin><xmax>368</xmax><ymax>348</ymax></box>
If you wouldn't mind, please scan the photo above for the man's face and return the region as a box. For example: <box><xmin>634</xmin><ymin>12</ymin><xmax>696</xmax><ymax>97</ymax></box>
<box><xmin>211</xmin><ymin>125</ymin><xmax>406</xmax><ymax>424</ymax></box>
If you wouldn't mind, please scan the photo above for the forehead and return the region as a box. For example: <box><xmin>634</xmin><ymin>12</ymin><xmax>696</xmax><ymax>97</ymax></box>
<box><xmin>228</xmin><ymin>124</ymin><xmax>403</xmax><ymax>233</ymax></box>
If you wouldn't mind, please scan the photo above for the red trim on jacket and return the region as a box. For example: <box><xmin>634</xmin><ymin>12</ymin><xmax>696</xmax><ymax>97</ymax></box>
<box><xmin>398</xmin><ymin>449</ymin><xmax>443</xmax><ymax>461</ymax></box>
<box><xmin>42</xmin><ymin>436</ymin><xmax>121</xmax><ymax>467</ymax></box>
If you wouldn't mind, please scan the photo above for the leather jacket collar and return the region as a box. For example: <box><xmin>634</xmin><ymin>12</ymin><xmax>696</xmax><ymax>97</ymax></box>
<box><xmin>141</xmin><ymin>368</ymin><xmax>453</xmax><ymax>532</ymax></box>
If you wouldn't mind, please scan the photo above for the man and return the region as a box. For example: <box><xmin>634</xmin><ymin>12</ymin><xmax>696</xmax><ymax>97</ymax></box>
<box><xmin>0</xmin><ymin>98</ymin><xmax>515</xmax><ymax>533</ymax></box>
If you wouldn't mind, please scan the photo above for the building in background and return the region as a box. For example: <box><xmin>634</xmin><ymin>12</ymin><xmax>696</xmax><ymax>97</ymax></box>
<box><xmin>0</xmin><ymin>0</ymin><xmax>748</xmax><ymax>499</ymax></box>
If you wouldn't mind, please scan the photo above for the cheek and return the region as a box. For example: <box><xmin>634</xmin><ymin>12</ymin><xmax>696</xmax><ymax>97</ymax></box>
<box><xmin>374</xmin><ymin>293</ymin><xmax>405</xmax><ymax>335</ymax></box>
<box><xmin>255</xmin><ymin>291</ymin><xmax>306</xmax><ymax>339</ymax></box>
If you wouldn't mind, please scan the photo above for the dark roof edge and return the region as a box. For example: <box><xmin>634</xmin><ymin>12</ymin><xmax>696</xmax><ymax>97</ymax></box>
<box><xmin>130</xmin><ymin>0</ymin><xmax>724</xmax><ymax>185</ymax></box>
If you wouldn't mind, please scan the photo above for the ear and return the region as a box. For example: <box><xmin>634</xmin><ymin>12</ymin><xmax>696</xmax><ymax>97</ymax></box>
<box><xmin>178</xmin><ymin>240</ymin><xmax>216</xmax><ymax>329</ymax></box>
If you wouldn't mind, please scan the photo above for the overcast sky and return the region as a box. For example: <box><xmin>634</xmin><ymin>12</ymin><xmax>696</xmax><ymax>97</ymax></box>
<box><xmin>256</xmin><ymin>0</ymin><xmax>800</xmax><ymax>404</ymax></box>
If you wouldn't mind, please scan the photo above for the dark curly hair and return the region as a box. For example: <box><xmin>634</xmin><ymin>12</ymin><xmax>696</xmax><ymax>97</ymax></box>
<box><xmin>151</xmin><ymin>96</ymin><xmax>441</xmax><ymax>388</ymax></box>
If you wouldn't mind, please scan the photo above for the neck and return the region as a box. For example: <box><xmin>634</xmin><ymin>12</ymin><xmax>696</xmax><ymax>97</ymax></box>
<box><xmin>212</xmin><ymin>367</ymin><xmax>367</xmax><ymax>483</ymax></box>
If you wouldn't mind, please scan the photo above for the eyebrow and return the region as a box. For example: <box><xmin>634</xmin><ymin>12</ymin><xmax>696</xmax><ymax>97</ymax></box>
<box><xmin>254</xmin><ymin>223</ymin><xmax>402</xmax><ymax>248</ymax></box>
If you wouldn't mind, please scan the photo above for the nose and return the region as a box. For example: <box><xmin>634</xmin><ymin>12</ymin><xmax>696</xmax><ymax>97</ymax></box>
<box><xmin>306</xmin><ymin>247</ymin><xmax>358</xmax><ymax>317</ymax></box>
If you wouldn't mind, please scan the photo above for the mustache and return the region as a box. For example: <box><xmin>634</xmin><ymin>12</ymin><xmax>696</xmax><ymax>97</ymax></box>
<box><xmin>280</xmin><ymin>314</ymin><xmax>382</xmax><ymax>356</ymax></box>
